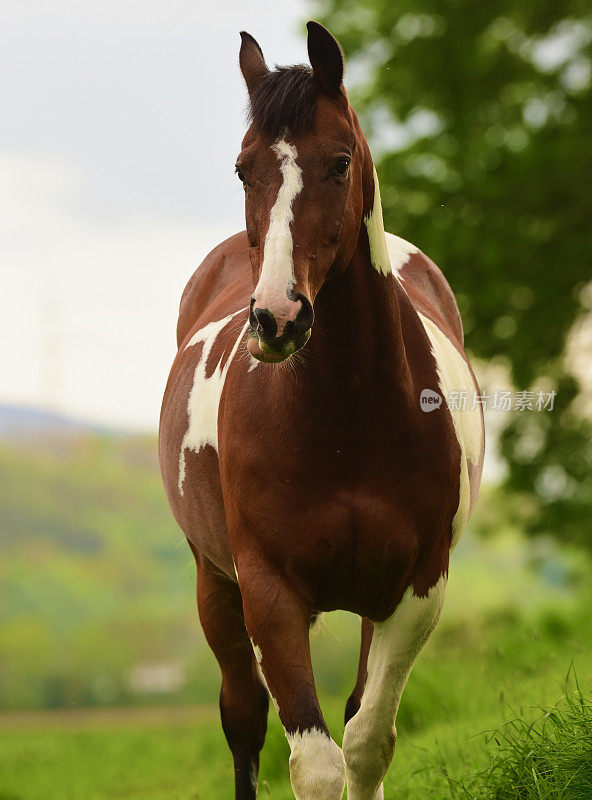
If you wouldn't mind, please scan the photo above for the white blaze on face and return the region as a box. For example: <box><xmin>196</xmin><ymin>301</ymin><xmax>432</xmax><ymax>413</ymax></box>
<box><xmin>178</xmin><ymin>309</ymin><xmax>248</xmax><ymax>495</ymax></box>
<box><xmin>255</xmin><ymin>139</ymin><xmax>303</xmax><ymax>304</ymax></box>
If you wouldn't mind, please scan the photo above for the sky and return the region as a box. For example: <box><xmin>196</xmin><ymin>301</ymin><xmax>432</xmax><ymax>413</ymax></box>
<box><xmin>1</xmin><ymin>0</ymin><xmax>310</xmax><ymax>430</ymax></box>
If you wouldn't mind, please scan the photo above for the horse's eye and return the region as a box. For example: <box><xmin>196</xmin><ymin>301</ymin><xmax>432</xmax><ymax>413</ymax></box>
<box><xmin>330</xmin><ymin>156</ymin><xmax>351</xmax><ymax>179</ymax></box>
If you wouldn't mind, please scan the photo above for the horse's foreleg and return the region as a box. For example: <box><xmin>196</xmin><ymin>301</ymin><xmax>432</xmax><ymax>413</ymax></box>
<box><xmin>342</xmin><ymin>575</ymin><xmax>447</xmax><ymax>800</ymax></box>
<box><xmin>237</xmin><ymin>553</ymin><xmax>346</xmax><ymax>800</ymax></box>
<box><xmin>193</xmin><ymin>549</ymin><xmax>269</xmax><ymax>800</ymax></box>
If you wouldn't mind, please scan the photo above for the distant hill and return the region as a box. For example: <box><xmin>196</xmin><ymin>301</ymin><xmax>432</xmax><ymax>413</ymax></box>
<box><xmin>0</xmin><ymin>412</ymin><xmax>220</xmax><ymax>710</ymax></box>
<box><xmin>0</xmin><ymin>404</ymin><xmax>112</xmax><ymax>441</ymax></box>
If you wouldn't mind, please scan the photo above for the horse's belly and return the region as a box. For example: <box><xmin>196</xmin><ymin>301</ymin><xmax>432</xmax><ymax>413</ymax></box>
<box><xmin>178</xmin><ymin>445</ymin><xmax>235</xmax><ymax>576</ymax></box>
<box><xmin>161</xmin><ymin>402</ymin><xmax>234</xmax><ymax>576</ymax></box>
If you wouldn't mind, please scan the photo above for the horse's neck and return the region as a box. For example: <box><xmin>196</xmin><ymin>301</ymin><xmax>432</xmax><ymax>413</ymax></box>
<box><xmin>312</xmin><ymin>247</ymin><xmax>409</xmax><ymax>384</ymax></box>
<box><xmin>308</xmin><ymin>177</ymin><xmax>412</xmax><ymax>396</ymax></box>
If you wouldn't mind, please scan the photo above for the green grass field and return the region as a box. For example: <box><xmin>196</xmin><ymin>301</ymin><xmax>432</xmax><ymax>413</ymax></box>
<box><xmin>2</xmin><ymin>585</ymin><xmax>590</xmax><ymax>800</ymax></box>
<box><xmin>2</xmin><ymin>430</ymin><xmax>591</xmax><ymax>798</ymax></box>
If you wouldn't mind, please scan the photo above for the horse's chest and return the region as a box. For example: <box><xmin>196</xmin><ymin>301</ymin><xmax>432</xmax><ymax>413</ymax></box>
<box><xmin>221</xmin><ymin>398</ymin><xmax>459</xmax><ymax>550</ymax></box>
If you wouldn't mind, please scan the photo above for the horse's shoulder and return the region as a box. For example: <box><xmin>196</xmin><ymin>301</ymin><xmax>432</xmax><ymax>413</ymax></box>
<box><xmin>176</xmin><ymin>231</ymin><xmax>252</xmax><ymax>348</ymax></box>
<box><xmin>386</xmin><ymin>232</ymin><xmax>464</xmax><ymax>348</ymax></box>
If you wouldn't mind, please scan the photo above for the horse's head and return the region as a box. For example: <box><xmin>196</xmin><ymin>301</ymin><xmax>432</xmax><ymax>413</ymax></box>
<box><xmin>237</xmin><ymin>22</ymin><xmax>374</xmax><ymax>363</ymax></box>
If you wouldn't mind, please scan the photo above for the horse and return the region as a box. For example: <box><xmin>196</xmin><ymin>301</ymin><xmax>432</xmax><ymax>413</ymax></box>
<box><xmin>159</xmin><ymin>21</ymin><xmax>484</xmax><ymax>800</ymax></box>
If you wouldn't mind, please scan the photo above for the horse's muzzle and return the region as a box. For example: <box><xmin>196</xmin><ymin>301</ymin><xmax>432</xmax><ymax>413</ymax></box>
<box><xmin>247</xmin><ymin>293</ymin><xmax>313</xmax><ymax>363</ymax></box>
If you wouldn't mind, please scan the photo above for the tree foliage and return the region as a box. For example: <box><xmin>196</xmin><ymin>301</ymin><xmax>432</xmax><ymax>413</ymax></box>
<box><xmin>320</xmin><ymin>0</ymin><xmax>592</xmax><ymax>547</ymax></box>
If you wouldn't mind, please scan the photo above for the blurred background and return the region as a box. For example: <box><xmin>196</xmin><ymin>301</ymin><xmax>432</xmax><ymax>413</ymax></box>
<box><xmin>1</xmin><ymin>1</ymin><xmax>591</xmax><ymax>798</ymax></box>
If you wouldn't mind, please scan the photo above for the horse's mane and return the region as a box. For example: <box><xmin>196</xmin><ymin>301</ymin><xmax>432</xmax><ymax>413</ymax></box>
<box><xmin>248</xmin><ymin>64</ymin><xmax>318</xmax><ymax>139</ymax></box>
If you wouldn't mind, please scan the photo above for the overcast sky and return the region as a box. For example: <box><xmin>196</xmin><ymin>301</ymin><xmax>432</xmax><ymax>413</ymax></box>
<box><xmin>1</xmin><ymin>0</ymin><xmax>311</xmax><ymax>430</ymax></box>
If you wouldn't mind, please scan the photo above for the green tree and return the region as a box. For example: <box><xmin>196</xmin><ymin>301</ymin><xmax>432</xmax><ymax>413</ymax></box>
<box><xmin>320</xmin><ymin>0</ymin><xmax>592</xmax><ymax>547</ymax></box>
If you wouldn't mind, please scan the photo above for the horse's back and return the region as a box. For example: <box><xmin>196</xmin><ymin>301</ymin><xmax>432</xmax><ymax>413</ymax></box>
<box><xmin>176</xmin><ymin>231</ymin><xmax>253</xmax><ymax>348</ymax></box>
<box><xmin>386</xmin><ymin>232</ymin><xmax>464</xmax><ymax>348</ymax></box>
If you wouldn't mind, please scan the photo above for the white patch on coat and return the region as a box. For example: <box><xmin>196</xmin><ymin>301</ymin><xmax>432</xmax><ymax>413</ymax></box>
<box><xmin>385</xmin><ymin>231</ymin><xmax>418</xmax><ymax>279</ymax></box>
<box><xmin>255</xmin><ymin>139</ymin><xmax>303</xmax><ymax>302</ymax></box>
<box><xmin>342</xmin><ymin>576</ymin><xmax>447</xmax><ymax>800</ymax></box>
<box><xmin>177</xmin><ymin>309</ymin><xmax>248</xmax><ymax>494</ymax></box>
<box><xmin>364</xmin><ymin>166</ymin><xmax>391</xmax><ymax>276</ymax></box>
<box><xmin>286</xmin><ymin>728</ymin><xmax>346</xmax><ymax>800</ymax></box>
<box><xmin>249</xmin><ymin>639</ymin><xmax>278</xmax><ymax>712</ymax></box>
<box><xmin>364</xmin><ymin>166</ymin><xmax>417</xmax><ymax>277</ymax></box>
<box><xmin>418</xmin><ymin>313</ymin><xmax>483</xmax><ymax>548</ymax></box>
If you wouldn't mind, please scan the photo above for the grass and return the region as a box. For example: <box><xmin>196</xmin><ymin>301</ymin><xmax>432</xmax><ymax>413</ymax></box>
<box><xmin>2</xmin><ymin>688</ymin><xmax>591</xmax><ymax>799</ymax></box>
<box><xmin>438</xmin><ymin>679</ymin><xmax>592</xmax><ymax>800</ymax></box>
<box><xmin>1</xmin><ymin>596</ymin><xmax>591</xmax><ymax>800</ymax></box>
<box><xmin>1</xmin><ymin>432</ymin><xmax>591</xmax><ymax>797</ymax></box>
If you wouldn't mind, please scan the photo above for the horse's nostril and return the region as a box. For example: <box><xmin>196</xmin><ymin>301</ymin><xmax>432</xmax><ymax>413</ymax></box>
<box><xmin>292</xmin><ymin>294</ymin><xmax>314</xmax><ymax>337</ymax></box>
<box><xmin>249</xmin><ymin>299</ymin><xmax>258</xmax><ymax>330</ymax></box>
<box><xmin>252</xmin><ymin>307</ymin><xmax>278</xmax><ymax>339</ymax></box>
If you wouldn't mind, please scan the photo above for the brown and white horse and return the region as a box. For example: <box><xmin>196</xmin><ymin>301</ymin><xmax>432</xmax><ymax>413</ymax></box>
<box><xmin>159</xmin><ymin>21</ymin><xmax>484</xmax><ymax>800</ymax></box>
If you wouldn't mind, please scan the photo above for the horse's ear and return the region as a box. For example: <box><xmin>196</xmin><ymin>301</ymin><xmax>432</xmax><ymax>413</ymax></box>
<box><xmin>306</xmin><ymin>21</ymin><xmax>344</xmax><ymax>94</ymax></box>
<box><xmin>239</xmin><ymin>31</ymin><xmax>269</xmax><ymax>97</ymax></box>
